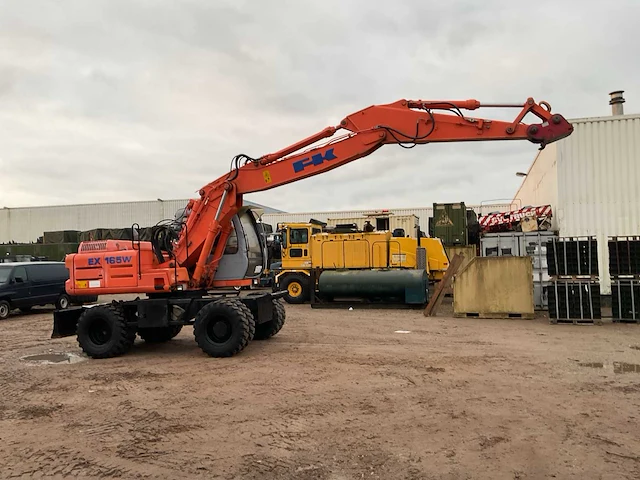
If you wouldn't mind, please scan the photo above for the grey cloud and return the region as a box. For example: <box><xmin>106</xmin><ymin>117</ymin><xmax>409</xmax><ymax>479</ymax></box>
<box><xmin>1</xmin><ymin>0</ymin><xmax>638</xmax><ymax>213</ymax></box>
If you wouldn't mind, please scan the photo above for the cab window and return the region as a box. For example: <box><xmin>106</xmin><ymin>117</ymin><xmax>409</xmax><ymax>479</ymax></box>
<box><xmin>224</xmin><ymin>224</ymin><xmax>239</xmax><ymax>254</ymax></box>
<box><xmin>12</xmin><ymin>266</ymin><xmax>28</xmax><ymax>283</ymax></box>
<box><xmin>0</xmin><ymin>266</ymin><xmax>12</xmax><ymax>284</ymax></box>
<box><xmin>289</xmin><ymin>228</ymin><xmax>308</xmax><ymax>245</ymax></box>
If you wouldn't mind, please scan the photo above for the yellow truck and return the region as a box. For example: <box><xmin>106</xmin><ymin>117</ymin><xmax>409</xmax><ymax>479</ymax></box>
<box><xmin>272</xmin><ymin>221</ymin><xmax>449</xmax><ymax>304</ymax></box>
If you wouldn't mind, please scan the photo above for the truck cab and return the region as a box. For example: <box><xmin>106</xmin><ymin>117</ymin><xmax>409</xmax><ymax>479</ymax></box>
<box><xmin>278</xmin><ymin>223</ymin><xmax>323</xmax><ymax>270</ymax></box>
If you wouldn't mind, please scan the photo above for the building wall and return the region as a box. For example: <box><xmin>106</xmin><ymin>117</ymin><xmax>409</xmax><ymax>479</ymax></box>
<box><xmin>1</xmin><ymin>197</ymin><xmax>510</xmax><ymax>244</ymax></box>
<box><xmin>557</xmin><ymin>114</ymin><xmax>640</xmax><ymax>295</ymax></box>
<box><xmin>512</xmin><ymin>143</ymin><xmax>559</xmax><ymax>229</ymax></box>
<box><xmin>513</xmin><ymin>113</ymin><xmax>640</xmax><ymax>294</ymax></box>
<box><xmin>0</xmin><ymin>199</ymin><xmax>279</xmax><ymax>243</ymax></box>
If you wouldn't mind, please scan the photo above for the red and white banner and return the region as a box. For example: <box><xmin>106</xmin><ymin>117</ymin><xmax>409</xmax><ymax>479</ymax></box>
<box><xmin>479</xmin><ymin>205</ymin><xmax>552</xmax><ymax>229</ymax></box>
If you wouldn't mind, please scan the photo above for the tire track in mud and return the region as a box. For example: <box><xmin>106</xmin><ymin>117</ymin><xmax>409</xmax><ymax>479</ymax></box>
<box><xmin>2</xmin><ymin>446</ymin><xmax>146</xmax><ymax>479</ymax></box>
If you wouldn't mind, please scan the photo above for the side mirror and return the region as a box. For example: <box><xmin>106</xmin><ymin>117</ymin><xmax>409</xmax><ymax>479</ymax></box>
<box><xmin>14</xmin><ymin>277</ymin><xmax>24</xmax><ymax>283</ymax></box>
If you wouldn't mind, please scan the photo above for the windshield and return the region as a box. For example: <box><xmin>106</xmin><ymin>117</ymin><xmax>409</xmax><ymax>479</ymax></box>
<box><xmin>0</xmin><ymin>266</ymin><xmax>11</xmax><ymax>284</ymax></box>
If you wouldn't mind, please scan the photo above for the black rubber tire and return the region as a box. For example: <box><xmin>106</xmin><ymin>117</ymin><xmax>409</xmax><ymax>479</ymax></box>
<box><xmin>0</xmin><ymin>300</ymin><xmax>10</xmax><ymax>320</ymax></box>
<box><xmin>138</xmin><ymin>325</ymin><xmax>183</xmax><ymax>343</ymax></box>
<box><xmin>56</xmin><ymin>294</ymin><xmax>71</xmax><ymax>310</ymax></box>
<box><xmin>19</xmin><ymin>306</ymin><xmax>32</xmax><ymax>313</ymax></box>
<box><xmin>77</xmin><ymin>304</ymin><xmax>136</xmax><ymax>359</ymax></box>
<box><xmin>281</xmin><ymin>274</ymin><xmax>309</xmax><ymax>304</ymax></box>
<box><xmin>193</xmin><ymin>298</ymin><xmax>255</xmax><ymax>357</ymax></box>
<box><xmin>254</xmin><ymin>298</ymin><xmax>286</xmax><ymax>340</ymax></box>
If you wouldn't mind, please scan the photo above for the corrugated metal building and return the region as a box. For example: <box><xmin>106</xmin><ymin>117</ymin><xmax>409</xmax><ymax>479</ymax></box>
<box><xmin>0</xmin><ymin>199</ymin><xmax>282</xmax><ymax>243</ymax></box>
<box><xmin>513</xmin><ymin>92</ymin><xmax>640</xmax><ymax>295</ymax></box>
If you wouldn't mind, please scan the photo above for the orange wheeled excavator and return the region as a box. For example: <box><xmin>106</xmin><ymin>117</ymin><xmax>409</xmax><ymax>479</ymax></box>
<box><xmin>52</xmin><ymin>97</ymin><xmax>573</xmax><ymax>359</ymax></box>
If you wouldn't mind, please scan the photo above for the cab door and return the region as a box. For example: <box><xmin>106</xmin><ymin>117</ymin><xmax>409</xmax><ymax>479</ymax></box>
<box><xmin>282</xmin><ymin>227</ymin><xmax>312</xmax><ymax>269</ymax></box>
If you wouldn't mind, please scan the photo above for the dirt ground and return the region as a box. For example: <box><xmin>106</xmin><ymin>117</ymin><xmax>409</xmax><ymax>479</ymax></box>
<box><xmin>1</xmin><ymin>297</ymin><xmax>639</xmax><ymax>480</ymax></box>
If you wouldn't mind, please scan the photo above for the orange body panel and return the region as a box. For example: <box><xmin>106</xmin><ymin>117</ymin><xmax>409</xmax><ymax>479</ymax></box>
<box><xmin>65</xmin><ymin>240</ymin><xmax>191</xmax><ymax>295</ymax></box>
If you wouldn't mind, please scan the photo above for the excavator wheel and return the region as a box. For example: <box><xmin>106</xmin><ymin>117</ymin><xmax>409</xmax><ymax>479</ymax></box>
<box><xmin>138</xmin><ymin>325</ymin><xmax>183</xmax><ymax>343</ymax></box>
<box><xmin>281</xmin><ymin>274</ymin><xmax>309</xmax><ymax>304</ymax></box>
<box><xmin>193</xmin><ymin>298</ymin><xmax>256</xmax><ymax>357</ymax></box>
<box><xmin>254</xmin><ymin>298</ymin><xmax>286</xmax><ymax>340</ymax></box>
<box><xmin>76</xmin><ymin>304</ymin><xmax>137</xmax><ymax>359</ymax></box>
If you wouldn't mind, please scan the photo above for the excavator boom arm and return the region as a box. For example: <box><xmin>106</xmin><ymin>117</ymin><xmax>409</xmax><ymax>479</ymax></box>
<box><xmin>175</xmin><ymin>97</ymin><xmax>573</xmax><ymax>287</ymax></box>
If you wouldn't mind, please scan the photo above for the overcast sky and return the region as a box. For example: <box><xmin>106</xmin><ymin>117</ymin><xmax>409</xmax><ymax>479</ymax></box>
<box><xmin>1</xmin><ymin>0</ymin><xmax>638</xmax><ymax>213</ymax></box>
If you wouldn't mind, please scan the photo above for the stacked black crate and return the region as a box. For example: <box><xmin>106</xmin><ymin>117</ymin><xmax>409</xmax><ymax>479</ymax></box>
<box><xmin>546</xmin><ymin>237</ymin><xmax>601</xmax><ymax>324</ymax></box>
<box><xmin>609</xmin><ymin>236</ymin><xmax>640</xmax><ymax>323</ymax></box>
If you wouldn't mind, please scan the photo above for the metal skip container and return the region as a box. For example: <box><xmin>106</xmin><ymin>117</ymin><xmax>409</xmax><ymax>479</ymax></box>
<box><xmin>317</xmin><ymin>269</ymin><xmax>429</xmax><ymax>305</ymax></box>
<box><xmin>480</xmin><ymin>231</ymin><xmax>557</xmax><ymax>309</ymax></box>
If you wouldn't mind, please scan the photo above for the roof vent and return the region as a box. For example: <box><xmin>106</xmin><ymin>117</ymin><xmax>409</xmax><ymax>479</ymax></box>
<box><xmin>609</xmin><ymin>90</ymin><xmax>625</xmax><ymax>116</ymax></box>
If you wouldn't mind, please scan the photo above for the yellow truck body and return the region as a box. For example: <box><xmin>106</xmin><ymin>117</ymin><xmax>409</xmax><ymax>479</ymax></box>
<box><xmin>274</xmin><ymin>222</ymin><xmax>449</xmax><ymax>303</ymax></box>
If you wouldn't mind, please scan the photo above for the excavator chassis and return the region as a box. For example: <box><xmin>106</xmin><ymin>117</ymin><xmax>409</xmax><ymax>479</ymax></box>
<box><xmin>52</xmin><ymin>290</ymin><xmax>286</xmax><ymax>359</ymax></box>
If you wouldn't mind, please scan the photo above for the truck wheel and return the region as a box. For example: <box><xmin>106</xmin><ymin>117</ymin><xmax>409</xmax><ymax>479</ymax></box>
<box><xmin>0</xmin><ymin>300</ymin><xmax>10</xmax><ymax>320</ymax></box>
<box><xmin>193</xmin><ymin>298</ymin><xmax>255</xmax><ymax>357</ymax></box>
<box><xmin>254</xmin><ymin>298</ymin><xmax>286</xmax><ymax>340</ymax></box>
<box><xmin>56</xmin><ymin>294</ymin><xmax>71</xmax><ymax>310</ymax></box>
<box><xmin>77</xmin><ymin>305</ymin><xmax>136</xmax><ymax>359</ymax></box>
<box><xmin>281</xmin><ymin>275</ymin><xmax>309</xmax><ymax>304</ymax></box>
<box><xmin>138</xmin><ymin>325</ymin><xmax>183</xmax><ymax>343</ymax></box>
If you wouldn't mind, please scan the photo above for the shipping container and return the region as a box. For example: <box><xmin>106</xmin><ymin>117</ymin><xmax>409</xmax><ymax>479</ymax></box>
<box><xmin>513</xmin><ymin>112</ymin><xmax>640</xmax><ymax>294</ymax></box>
<box><xmin>0</xmin><ymin>243</ymin><xmax>80</xmax><ymax>262</ymax></box>
<box><xmin>43</xmin><ymin>230</ymin><xmax>81</xmax><ymax>244</ymax></box>
<box><xmin>480</xmin><ymin>231</ymin><xmax>557</xmax><ymax>309</ymax></box>
<box><xmin>432</xmin><ymin>202</ymin><xmax>468</xmax><ymax>246</ymax></box>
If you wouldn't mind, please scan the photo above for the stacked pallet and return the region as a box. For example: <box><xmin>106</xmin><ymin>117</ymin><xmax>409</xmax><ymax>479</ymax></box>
<box><xmin>546</xmin><ymin>237</ymin><xmax>601</xmax><ymax>324</ymax></box>
<box><xmin>609</xmin><ymin>236</ymin><xmax>640</xmax><ymax>323</ymax></box>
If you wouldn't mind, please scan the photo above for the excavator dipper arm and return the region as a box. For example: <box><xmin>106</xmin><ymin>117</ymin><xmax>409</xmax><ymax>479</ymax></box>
<box><xmin>175</xmin><ymin>97</ymin><xmax>573</xmax><ymax>287</ymax></box>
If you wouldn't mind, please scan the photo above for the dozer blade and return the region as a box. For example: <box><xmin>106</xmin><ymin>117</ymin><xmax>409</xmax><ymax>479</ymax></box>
<box><xmin>51</xmin><ymin>307</ymin><xmax>84</xmax><ymax>338</ymax></box>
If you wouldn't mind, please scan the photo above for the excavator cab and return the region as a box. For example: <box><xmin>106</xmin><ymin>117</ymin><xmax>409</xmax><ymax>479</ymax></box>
<box><xmin>213</xmin><ymin>207</ymin><xmax>267</xmax><ymax>284</ymax></box>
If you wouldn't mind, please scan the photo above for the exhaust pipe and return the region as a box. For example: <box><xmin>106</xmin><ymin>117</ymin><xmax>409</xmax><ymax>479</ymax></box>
<box><xmin>609</xmin><ymin>90</ymin><xmax>625</xmax><ymax>116</ymax></box>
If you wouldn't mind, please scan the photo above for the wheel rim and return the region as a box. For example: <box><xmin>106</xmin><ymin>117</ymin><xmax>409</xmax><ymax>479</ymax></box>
<box><xmin>0</xmin><ymin>304</ymin><xmax>8</xmax><ymax>318</ymax></box>
<box><xmin>287</xmin><ymin>281</ymin><xmax>303</xmax><ymax>298</ymax></box>
<box><xmin>60</xmin><ymin>297</ymin><xmax>69</xmax><ymax>309</ymax></box>
<box><xmin>207</xmin><ymin>316</ymin><xmax>232</xmax><ymax>343</ymax></box>
<box><xmin>88</xmin><ymin>318</ymin><xmax>112</xmax><ymax>345</ymax></box>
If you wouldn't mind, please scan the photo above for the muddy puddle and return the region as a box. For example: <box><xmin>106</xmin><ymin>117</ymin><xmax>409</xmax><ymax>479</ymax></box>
<box><xmin>21</xmin><ymin>353</ymin><xmax>86</xmax><ymax>365</ymax></box>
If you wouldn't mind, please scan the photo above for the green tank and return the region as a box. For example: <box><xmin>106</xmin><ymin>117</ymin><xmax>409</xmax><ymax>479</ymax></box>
<box><xmin>317</xmin><ymin>269</ymin><xmax>429</xmax><ymax>305</ymax></box>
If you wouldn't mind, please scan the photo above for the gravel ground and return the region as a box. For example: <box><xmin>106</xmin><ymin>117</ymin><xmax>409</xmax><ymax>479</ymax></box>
<box><xmin>0</xmin><ymin>297</ymin><xmax>639</xmax><ymax>479</ymax></box>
